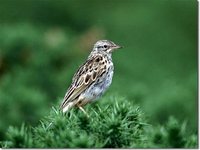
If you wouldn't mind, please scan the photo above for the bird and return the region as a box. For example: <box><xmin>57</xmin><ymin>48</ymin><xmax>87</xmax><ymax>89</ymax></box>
<box><xmin>60</xmin><ymin>40</ymin><xmax>122</xmax><ymax>117</ymax></box>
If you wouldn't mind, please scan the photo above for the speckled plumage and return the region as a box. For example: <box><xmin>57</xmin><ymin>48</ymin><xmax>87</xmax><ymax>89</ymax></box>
<box><xmin>60</xmin><ymin>40</ymin><xmax>121</xmax><ymax>116</ymax></box>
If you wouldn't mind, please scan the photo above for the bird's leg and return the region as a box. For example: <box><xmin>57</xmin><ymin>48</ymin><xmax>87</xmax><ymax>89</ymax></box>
<box><xmin>78</xmin><ymin>106</ymin><xmax>89</xmax><ymax>118</ymax></box>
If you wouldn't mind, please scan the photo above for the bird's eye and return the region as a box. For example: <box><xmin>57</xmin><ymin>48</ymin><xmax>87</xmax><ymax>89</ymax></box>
<box><xmin>104</xmin><ymin>45</ymin><xmax>108</xmax><ymax>48</ymax></box>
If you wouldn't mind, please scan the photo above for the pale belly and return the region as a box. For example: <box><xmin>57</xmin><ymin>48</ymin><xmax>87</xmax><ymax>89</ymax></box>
<box><xmin>80</xmin><ymin>68</ymin><xmax>114</xmax><ymax>103</ymax></box>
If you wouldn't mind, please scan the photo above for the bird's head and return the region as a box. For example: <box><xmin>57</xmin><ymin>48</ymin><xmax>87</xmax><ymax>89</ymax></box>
<box><xmin>93</xmin><ymin>40</ymin><xmax>122</xmax><ymax>54</ymax></box>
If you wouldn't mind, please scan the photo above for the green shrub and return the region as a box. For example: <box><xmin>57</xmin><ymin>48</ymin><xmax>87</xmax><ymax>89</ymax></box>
<box><xmin>0</xmin><ymin>96</ymin><xmax>197</xmax><ymax>148</ymax></box>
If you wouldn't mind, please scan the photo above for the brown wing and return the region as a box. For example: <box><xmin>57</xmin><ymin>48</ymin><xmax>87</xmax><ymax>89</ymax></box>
<box><xmin>60</xmin><ymin>54</ymin><xmax>107</xmax><ymax>109</ymax></box>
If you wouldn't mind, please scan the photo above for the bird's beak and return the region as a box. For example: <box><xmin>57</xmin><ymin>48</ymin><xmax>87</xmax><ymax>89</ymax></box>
<box><xmin>108</xmin><ymin>43</ymin><xmax>123</xmax><ymax>53</ymax></box>
<box><xmin>112</xmin><ymin>44</ymin><xmax>123</xmax><ymax>50</ymax></box>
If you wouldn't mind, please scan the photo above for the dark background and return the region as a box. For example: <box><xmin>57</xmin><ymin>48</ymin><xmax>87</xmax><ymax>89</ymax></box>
<box><xmin>0</xmin><ymin>0</ymin><xmax>197</xmax><ymax>146</ymax></box>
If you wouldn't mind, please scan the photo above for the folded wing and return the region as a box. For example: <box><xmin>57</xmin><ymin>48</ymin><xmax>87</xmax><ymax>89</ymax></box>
<box><xmin>60</xmin><ymin>54</ymin><xmax>107</xmax><ymax>112</ymax></box>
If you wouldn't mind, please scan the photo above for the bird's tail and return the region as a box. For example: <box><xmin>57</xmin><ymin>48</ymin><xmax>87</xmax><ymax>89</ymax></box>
<box><xmin>60</xmin><ymin>101</ymin><xmax>75</xmax><ymax>113</ymax></box>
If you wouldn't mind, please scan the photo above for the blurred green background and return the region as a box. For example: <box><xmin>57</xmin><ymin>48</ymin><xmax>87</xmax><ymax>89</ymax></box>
<box><xmin>0</xmin><ymin>0</ymin><xmax>197</xmax><ymax>145</ymax></box>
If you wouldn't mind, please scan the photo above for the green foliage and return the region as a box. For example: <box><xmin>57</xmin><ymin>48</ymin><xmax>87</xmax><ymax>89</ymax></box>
<box><xmin>0</xmin><ymin>97</ymin><xmax>197</xmax><ymax>148</ymax></box>
<box><xmin>149</xmin><ymin>116</ymin><xmax>197</xmax><ymax>148</ymax></box>
<box><xmin>0</xmin><ymin>23</ymin><xmax>77</xmax><ymax>141</ymax></box>
<box><xmin>1</xmin><ymin>97</ymin><xmax>147</xmax><ymax>148</ymax></box>
<box><xmin>2</xmin><ymin>124</ymin><xmax>32</xmax><ymax>148</ymax></box>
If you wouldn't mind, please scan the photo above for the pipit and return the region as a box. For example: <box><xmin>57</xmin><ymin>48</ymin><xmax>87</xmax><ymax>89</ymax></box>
<box><xmin>60</xmin><ymin>40</ymin><xmax>122</xmax><ymax>117</ymax></box>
